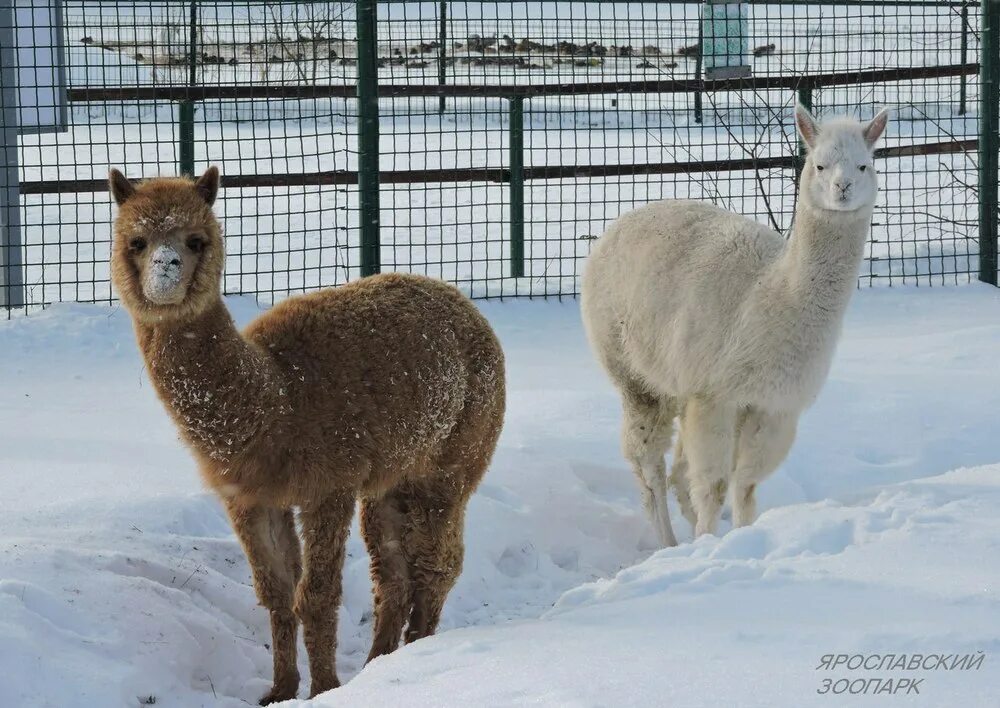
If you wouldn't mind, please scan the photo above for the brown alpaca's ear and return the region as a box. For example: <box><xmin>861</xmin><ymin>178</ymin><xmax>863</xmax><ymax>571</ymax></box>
<box><xmin>195</xmin><ymin>166</ymin><xmax>220</xmax><ymax>206</ymax></box>
<box><xmin>109</xmin><ymin>168</ymin><xmax>136</xmax><ymax>206</ymax></box>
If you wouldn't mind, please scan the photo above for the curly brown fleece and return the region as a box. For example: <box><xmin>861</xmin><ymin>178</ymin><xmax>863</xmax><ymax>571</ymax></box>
<box><xmin>108</xmin><ymin>167</ymin><xmax>506</xmax><ymax>704</ymax></box>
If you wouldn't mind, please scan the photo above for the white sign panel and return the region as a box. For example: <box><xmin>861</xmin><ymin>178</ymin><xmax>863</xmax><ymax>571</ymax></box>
<box><xmin>8</xmin><ymin>0</ymin><xmax>67</xmax><ymax>133</ymax></box>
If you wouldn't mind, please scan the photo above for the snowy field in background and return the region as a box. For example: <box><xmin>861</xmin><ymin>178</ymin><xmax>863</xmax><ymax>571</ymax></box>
<box><xmin>1</xmin><ymin>284</ymin><xmax>999</xmax><ymax>707</ymax></box>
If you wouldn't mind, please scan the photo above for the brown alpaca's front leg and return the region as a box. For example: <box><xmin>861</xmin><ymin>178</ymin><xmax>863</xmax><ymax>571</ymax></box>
<box><xmin>295</xmin><ymin>492</ymin><xmax>355</xmax><ymax>698</ymax></box>
<box><xmin>225</xmin><ymin>502</ymin><xmax>303</xmax><ymax>706</ymax></box>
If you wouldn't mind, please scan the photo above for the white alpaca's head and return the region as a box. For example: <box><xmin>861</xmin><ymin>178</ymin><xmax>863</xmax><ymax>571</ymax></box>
<box><xmin>795</xmin><ymin>105</ymin><xmax>890</xmax><ymax>213</ymax></box>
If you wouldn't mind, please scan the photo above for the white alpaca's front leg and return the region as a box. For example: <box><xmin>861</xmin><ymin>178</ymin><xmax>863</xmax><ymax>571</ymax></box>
<box><xmin>731</xmin><ymin>407</ymin><xmax>797</xmax><ymax>527</ymax></box>
<box><xmin>682</xmin><ymin>397</ymin><xmax>738</xmax><ymax>537</ymax></box>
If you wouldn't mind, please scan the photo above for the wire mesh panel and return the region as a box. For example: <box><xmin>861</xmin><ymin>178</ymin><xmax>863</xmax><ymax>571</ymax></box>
<box><xmin>11</xmin><ymin>0</ymin><xmax>358</xmax><ymax>310</ymax></box>
<box><xmin>374</xmin><ymin>1</ymin><xmax>982</xmax><ymax>295</ymax></box>
<box><xmin>0</xmin><ymin>1</ymin><xmax>991</xmax><ymax>315</ymax></box>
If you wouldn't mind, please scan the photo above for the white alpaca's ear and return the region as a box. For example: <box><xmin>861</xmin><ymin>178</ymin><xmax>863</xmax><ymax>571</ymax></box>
<box><xmin>109</xmin><ymin>168</ymin><xmax>136</xmax><ymax>206</ymax></box>
<box><xmin>862</xmin><ymin>108</ymin><xmax>890</xmax><ymax>148</ymax></box>
<box><xmin>195</xmin><ymin>166</ymin><xmax>220</xmax><ymax>206</ymax></box>
<box><xmin>795</xmin><ymin>103</ymin><xmax>820</xmax><ymax>149</ymax></box>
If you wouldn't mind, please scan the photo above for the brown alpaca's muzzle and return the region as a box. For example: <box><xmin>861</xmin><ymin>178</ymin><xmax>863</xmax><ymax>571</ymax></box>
<box><xmin>143</xmin><ymin>243</ymin><xmax>189</xmax><ymax>304</ymax></box>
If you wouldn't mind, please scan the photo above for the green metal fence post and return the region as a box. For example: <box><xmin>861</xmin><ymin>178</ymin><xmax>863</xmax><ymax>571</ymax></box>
<box><xmin>980</xmin><ymin>0</ymin><xmax>1000</xmax><ymax>285</ymax></box>
<box><xmin>959</xmin><ymin>2</ymin><xmax>970</xmax><ymax>115</ymax></box>
<box><xmin>177</xmin><ymin>1</ymin><xmax>197</xmax><ymax>176</ymax></box>
<box><xmin>694</xmin><ymin>12</ymin><xmax>704</xmax><ymax>124</ymax></box>
<box><xmin>438</xmin><ymin>2</ymin><xmax>447</xmax><ymax>114</ymax></box>
<box><xmin>357</xmin><ymin>0</ymin><xmax>381</xmax><ymax>276</ymax></box>
<box><xmin>509</xmin><ymin>96</ymin><xmax>525</xmax><ymax>278</ymax></box>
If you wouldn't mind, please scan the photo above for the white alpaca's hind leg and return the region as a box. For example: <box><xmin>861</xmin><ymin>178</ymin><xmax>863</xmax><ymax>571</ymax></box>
<box><xmin>731</xmin><ymin>407</ymin><xmax>797</xmax><ymax>527</ymax></box>
<box><xmin>621</xmin><ymin>388</ymin><xmax>678</xmax><ymax>547</ymax></box>
<box><xmin>668</xmin><ymin>433</ymin><xmax>697</xmax><ymax>529</ymax></box>
<box><xmin>682</xmin><ymin>396</ymin><xmax>739</xmax><ymax>537</ymax></box>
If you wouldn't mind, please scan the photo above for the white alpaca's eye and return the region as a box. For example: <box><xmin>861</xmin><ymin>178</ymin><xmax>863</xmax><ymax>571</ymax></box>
<box><xmin>815</xmin><ymin>165</ymin><xmax>825</xmax><ymax>171</ymax></box>
<box><xmin>859</xmin><ymin>165</ymin><xmax>867</xmax><ymax>172</ymax></box>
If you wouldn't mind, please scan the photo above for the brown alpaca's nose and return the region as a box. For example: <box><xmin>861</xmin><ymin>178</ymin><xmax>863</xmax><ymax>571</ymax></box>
<box><xmin>154</xmin><ymin>254</ymin><xmax>181</xmax><ymax>267</ymax></box>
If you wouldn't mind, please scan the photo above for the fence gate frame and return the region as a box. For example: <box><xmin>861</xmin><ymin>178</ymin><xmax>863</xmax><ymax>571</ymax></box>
<box><xmin>0</xmin><ymin>0</ymin><xmax>24</xmax><ymax>309</ymax></box>
<box><xmin>0</xmin><ymin>0</ymin><xmax>68</xmax><ymax>310</ymax></box>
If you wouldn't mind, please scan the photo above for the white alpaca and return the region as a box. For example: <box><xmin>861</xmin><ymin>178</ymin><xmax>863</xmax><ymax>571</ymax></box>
<box><xmin>581</xmin><ymin>105</ymin><xmax>890</xmax><ymax>546</ymax></box>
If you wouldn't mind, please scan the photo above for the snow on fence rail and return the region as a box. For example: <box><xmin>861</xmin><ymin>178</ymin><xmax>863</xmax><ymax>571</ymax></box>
<box><xmin>1</xmin><ymin>0</ymin><xmax>998</xmax><ymax>313</ymax></box>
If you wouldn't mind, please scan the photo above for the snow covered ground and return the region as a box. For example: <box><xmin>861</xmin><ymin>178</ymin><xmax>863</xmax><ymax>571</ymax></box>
<box><xmin>1</xmin><ymin>283</ymin><xmax>999</xmax><ymax>707</ymax></box>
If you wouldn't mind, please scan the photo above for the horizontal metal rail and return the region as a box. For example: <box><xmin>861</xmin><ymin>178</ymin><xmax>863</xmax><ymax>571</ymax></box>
<box><xmin>359</xmin><ymin>0</ymin><xmax>973</xmax><ymax>7</ymax></box>
<box><xmin>20</xmin><ymin>139</ymin><xmax>977</xmax><ymax>195</ymax></box>
<box><xmin>66</xmin><ymin>64</ymin><xmax>980</xmax><ymax>103</ymax></box>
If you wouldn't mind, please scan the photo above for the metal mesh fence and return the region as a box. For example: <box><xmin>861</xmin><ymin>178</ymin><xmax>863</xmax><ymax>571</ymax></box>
<box><xmin>0</xmin><ymin>0</ymin><xmax>995</xmax><ymax>314</ymax></box>
<box><xmin>10</xmin><ymin>1</ymin><xmax>359</xmax><ymax>308</ymax></box>
<box><xmin>374</xmin><ymin>0</ymin><xmax>984</xmax><ymax>296</ymax></box>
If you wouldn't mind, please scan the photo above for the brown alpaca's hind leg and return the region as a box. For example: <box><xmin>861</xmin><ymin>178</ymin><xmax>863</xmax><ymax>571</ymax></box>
<box><xmin>401</xmin><ymin>382</ymin><xmax>501</xmax><ymax>643</ymax></box>
<box><xmin>405</xmin><ymin>513</ymin><xmax>464</xmax><ymax>642</ymax></box>
<box><xmin>294</xmin><ymin>492</ymin><xmax>355</xmax><ymax>699</ymax></box>
<box><xmin>360</xmin><ymin>492</ymin><xmax>412</xmax><ymax>663</ymax></box>
<box><xmin>225</xmin><ymin>502</ymin><xmax>302</xmax><ymax>706</ymax></box>
<box><xmin>401</xmin><ymin>480</ymin><xmax>469</xmax><ymax>644</ymax></box>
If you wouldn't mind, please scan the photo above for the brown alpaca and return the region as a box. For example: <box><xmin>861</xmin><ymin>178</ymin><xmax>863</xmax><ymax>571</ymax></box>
<box><xmin>107</xmin><ymin>166</ymin><xmax>505</xmax><ymax>704</ymax></box>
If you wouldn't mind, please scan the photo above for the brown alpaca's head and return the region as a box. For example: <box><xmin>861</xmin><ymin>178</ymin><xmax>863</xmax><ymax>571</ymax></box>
<box><xmin>109</xmin><ymin>167</ymin><xmax>223</xmax><ymax>324</ymax></box>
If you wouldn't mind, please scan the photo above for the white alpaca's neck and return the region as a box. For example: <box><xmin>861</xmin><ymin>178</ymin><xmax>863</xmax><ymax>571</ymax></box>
<box><xmin>735</xmin><ymin>195</ymin><xmax>873</xmax><ymax>409</ymax></box>
<box><xmin>770</xmin><ymin>196</ymin><xmax>871</xmax><ymax>311</ymax></box>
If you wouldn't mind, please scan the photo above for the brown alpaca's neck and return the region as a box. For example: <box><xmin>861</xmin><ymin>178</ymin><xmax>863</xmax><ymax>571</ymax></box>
<box><xmin>135</xmin><ymin>298</ymin><xmax>284</xmax><ymax>465</ymax></box>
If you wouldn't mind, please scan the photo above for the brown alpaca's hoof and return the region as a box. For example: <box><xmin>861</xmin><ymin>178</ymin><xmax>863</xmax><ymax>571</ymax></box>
<box><xmin>259</xmin><ymin>681</ymin><xmax>298</xmax><ymax>705</ymax></box>
<box><xmin>308</xmin><ymin>675</ymin><xmax>341</xmax><ymax>698</ymax></box>
<box><xmin>366</xmin><ymin>643</ymin><xmax>401</xmax><ymax>666</ymax></box>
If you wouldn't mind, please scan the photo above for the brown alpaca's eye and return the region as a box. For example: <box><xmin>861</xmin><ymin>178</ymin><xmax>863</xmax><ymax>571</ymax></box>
<box><xmin>186</xmin><ymin>235</ymin><xmax>205</xmax><ymax>253</ymax></box>
<box><xmin>128</xmin><ymin>237</ymin><xmax>146</xmax><ymax>253</ymax></box>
